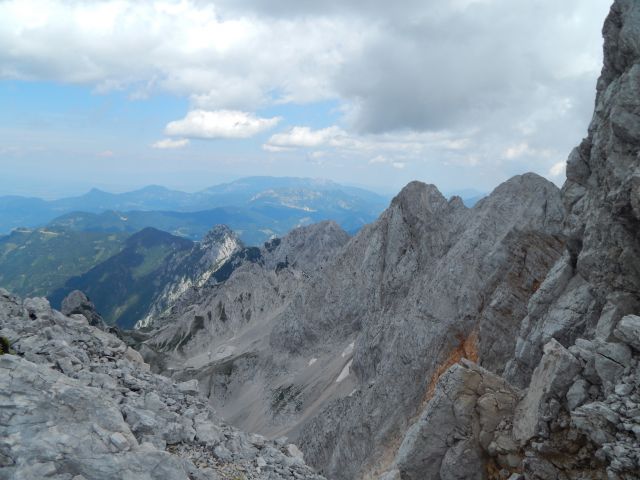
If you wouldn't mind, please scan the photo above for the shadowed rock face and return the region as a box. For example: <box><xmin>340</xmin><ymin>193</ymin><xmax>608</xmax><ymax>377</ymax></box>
<box><xmin>61</xmin><ymin>290</ymin><xmax>105</xmax><ymax>328</ymax></box>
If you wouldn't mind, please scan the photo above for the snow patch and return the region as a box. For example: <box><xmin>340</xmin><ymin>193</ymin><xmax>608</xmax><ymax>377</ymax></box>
<box><xmin>336</xmin><ymin>360</ymin><xmax>353</xmax><ymax>383</ymax></box>
<box><xmin>308</xmin><ymin>358</ymin><xmax>317</xmax><ymax>366</ymax></box>
<box><xmin>341</xmin><ymin>341</ymin><xmax>354</xmax><ymax>358</ymax></box>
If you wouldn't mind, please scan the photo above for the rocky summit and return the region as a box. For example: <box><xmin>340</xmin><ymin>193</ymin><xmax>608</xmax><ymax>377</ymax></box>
<box><xmin>2</xmin><ymin>2</ymin><xmax>640</xmax><ymax>480</ymax></box>
<box><xmin>0</xmin><ymin>289</ymin><xmax>325</xmax><ymax>480</ymax></box>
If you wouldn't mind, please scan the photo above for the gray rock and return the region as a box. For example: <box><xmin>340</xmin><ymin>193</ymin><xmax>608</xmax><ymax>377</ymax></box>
<box><xmin>393</xmin><ymin>360</ymin><xmax>519</xmax><ymax>480</ymax></box>
<box><xmin>572</xmin><ymin>402</ymin><xmax>619</xmax><ymax>445</ymax></box>
<box><xmin>177</xmin><ymin>379</ymin><xmax>199</xmax><ymax>395</ymax></box>
<box><xmin>614</xmin><ymin>314</ymin><xmax>640</xmax><ymax>350</ymax></box>
<box><xmin>135</xmin><ymin>225</ymin><xmax>243</xmax><ymax>329</ymax></box>
<box><xmin>566</xmin><ymin>378</ymin><xmax>590</xmax><ymax>411</ymax></box>
<box><xmin>513</xmin><ymin>339</ymin><xmax>581</xmax><ymax>444</ymax></box>
<box><xmin>109</xmin><ymin>432</ymin><xmax>130</xmax><ymax>451</ymax></box>
<box><xmin>0</xmin><ymin>290</ymin><xmax>325</xmax><ymax>479</ymax></box>
<box><xmin>61</xmin><ymin>290</ymin><xmax>105</xmax><ymax>328</ymax></box>
<box><xmin>595</xmin><ymin>341</ymin><xmax>633</xmax><ymax>385</ymax></box>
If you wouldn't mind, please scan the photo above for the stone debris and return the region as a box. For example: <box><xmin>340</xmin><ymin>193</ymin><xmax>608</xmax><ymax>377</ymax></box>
<box><xmin>0</xmin><ymin>288</ymin><xmax>324</xmax><ymax>480</ymax></box>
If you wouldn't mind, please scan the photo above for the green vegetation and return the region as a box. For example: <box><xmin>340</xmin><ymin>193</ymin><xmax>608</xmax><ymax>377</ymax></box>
<box><xmin>49</xmin><ymin>228</ymin><xmax>194</xmax><ymax>329</ymax></box>
<box><xmin>131</xmin><ymin>245</ymin><xmax>174</xmax><ymax>279</ymax></box>
<box><xmin>0</xmin><ymin>227</ymin><xmax>128</xmax><ymax>298</ymax></box>
<box><xmin>0</xmin><ymin>336</ymin><xmax>15</xmax><ymax>355</ymax></box>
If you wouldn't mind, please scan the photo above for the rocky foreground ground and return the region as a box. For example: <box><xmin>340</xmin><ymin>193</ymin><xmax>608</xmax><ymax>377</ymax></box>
<box><xmin>0</xmin><ymin>289</ymin><xmax>325</xmax><ymax>480</ymax></box>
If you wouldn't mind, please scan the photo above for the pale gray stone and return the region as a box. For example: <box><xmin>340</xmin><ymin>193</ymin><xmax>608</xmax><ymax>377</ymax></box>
<box><xmin>566</xmin><ymin>378</ymin><xmax>590</xmax><ymax>411</ymax></box>
<box><xmin>615</xmin><ymin>315</ymin><xmax>640</xmax><ymax>350</ymax></box>
<box><xmin>513</xmin><ymin>339</ymin><xmax>581</xmax><ymax>444</ymax></box>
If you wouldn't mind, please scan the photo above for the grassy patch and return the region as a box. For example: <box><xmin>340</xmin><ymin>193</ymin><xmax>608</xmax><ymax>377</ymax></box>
<box><xmin>0</xmin><ymin>336</ymin><xmax>15</xmax><ymax>355</ymax></box>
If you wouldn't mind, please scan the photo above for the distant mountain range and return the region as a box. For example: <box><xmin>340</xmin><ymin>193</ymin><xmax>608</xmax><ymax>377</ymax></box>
<box><xmin>0</xmin><ymin>176</ymin><xmax>485</xmax><ymax>312</ymax></box>
<box><xmin>0</xmin><ymin>177</ymin><xmax>392</xmax><ymax>243</ymax></box>
<box><xmin>0</xmin><ymin>176</ymin><xmax>485</xmax><ymax>245</ymax></box>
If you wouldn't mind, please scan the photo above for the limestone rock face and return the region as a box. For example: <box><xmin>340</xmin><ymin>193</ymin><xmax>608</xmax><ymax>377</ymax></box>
<box><xmin>390</xmin><ymin>360</ymin><xmax>520</xmax><ymax>480</ymax></box>
<box><xmin>61</xmin><ymin>289</ymin><xmax>105</xmax><ymax>327</ymax></box>
<box><xmin>389</xmin><ymin>3</ymin><xmax>640</xmax><ymax>479</ymax></box>
<box><xmin>0</xmin><ymin>289</ymin><xmax>325</xmax><ymax>480</ymax></box>
<box><xmin>135</xmin><ymin>225</ymin><xmax>243</xmax><ymax>329</ymax></box>
<box><xmin>141</xmin><ymin>174</ymin><xmax>564</xmax><ymax>479</ymax></box>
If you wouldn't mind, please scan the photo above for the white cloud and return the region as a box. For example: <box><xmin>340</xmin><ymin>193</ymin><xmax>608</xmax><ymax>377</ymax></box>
<box><xmin>549</xmin><ymin>161</ymin><xmax>566</xmax><ymax>178</ymax></box>
<box><xmin>0</xmin><ymin>0</ymin><xmax>365</xmax><ymax>109</ymax></box>
<box><xmin>152</xmin><ymin>138</ymin><xmax>190</xmax><ymax>149</ymax></box>
<box><xmin>503</xmin><ymin>143</ymin><xmax>531</xmax><ymax>160</ymax></box>
<box><xmin>98</xmin><ymin>150</ymin><xmax>114</xmax><ymax>157</ymax></box>
<box><xmin>368</xmin><ymin>155</ymin><xmax>404</xmax><ymax>169</ymax></box>
<box><xmin>265</xmin><ymin>126</ymin><xmax>345</xmax><ymax>149</ymax></box>
<box><xmin>369</xmin><ymin>155</ymin><xmax>388</xmax><ymax>164</ymax></box>
<box><xmin>263</xmin><ymin>144</ymin><xmax>292</xmax><ymax>152</ymax></box>
<box><xmin>165</xmin><ymin>110</ymin><xmax>281</xmax><ymax>139</ymax></box>
<box><xmin>0</xmin><ymin>0</ymin><xmax>613</xmax><ymax>190</ymax></box>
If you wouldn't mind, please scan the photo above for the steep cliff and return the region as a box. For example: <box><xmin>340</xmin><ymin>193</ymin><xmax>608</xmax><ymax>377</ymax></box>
<box><xmin>381</xmin><ymin>2</ymin><xmax>640</xmax><ymax>479</ymax></box>
<box><xmin>142</xmin><ymin>174</ymin><xmax>565</xmax><ymax>479</ymax></box>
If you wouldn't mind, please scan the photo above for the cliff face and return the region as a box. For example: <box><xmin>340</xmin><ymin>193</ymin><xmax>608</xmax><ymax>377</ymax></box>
<box><xmin>141</xmin><ymin>173</ymin><xmax>565</xmax><ymax>479</ymax></box>
<box><xmin>505</xmin><ymin>0</ymin><xmax>640</xmax><ymax>387</ymax></box>
<box><xmin>286</xmin><ymin>174</ymin><xmax>564</xmax><ymax>479</ymax></box>
<box><xmin>381</xmin><ymin>2</ymin><xmax>640</xmax><ymax>479</ymax></box>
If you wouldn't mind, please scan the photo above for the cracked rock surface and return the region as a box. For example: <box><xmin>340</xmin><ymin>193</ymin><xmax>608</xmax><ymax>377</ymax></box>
<box><xmin>0</xmin><ymin>289</ymin><xmax>324</xmax><ymax>480</ymax></box>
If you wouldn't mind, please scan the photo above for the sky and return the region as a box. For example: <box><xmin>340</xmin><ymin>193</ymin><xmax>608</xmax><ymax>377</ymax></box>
<box><xmin>0</xmin><ymin>0</ymin><xmax>613</xmax><ymax>198</ymax></box>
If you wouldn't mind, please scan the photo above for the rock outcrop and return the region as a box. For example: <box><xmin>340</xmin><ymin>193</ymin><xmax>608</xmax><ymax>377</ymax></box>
<box><xmin>61</xmin><ymin>289</ymin><xmax>105</xmax><ymax>328</ymax></box>
<box><xmin>135</xmin><ymin>225</ymin><xmax>243</xmax><ymax>329</ymax></box>
<box><xmin>142</xmin><ymin>174</ymin><xmax>565</xmax><ymax>479</ymax></box>
<box><xmin>378</xmin><ymin>2</ymin><xmax>640</xmax><ymax>479</ymax></box>
<box><xmin>0</xmin><ymin>288</ymin><xmax>325</xmax><ymax>480</ymax></box>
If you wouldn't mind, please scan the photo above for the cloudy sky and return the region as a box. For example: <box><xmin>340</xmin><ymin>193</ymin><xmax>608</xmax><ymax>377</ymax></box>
<box><xmin>0</xmin><ymin>0</ymin><xmax>612</xmax><ymax>197</ymax></box>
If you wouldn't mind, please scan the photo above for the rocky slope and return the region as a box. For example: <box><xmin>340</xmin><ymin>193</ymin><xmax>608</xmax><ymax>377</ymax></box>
<box><xmin>141</xmin><ymin>173</ymin><xmax>566</xmax><ymax>479</ymax></box>
<box><xmin>135</xmin><ymin>225</ymin><xmax>243</xmax><ymax>329</ymax></box>
<box><xmin>0</xmin><ymin>289</ymin><xmax>325</xmax><ymax>480</ymax></box>
<box><xmin>139</xmin><ymin>220</ymin><xmax>351</xmax><ymax>385</ymax></box>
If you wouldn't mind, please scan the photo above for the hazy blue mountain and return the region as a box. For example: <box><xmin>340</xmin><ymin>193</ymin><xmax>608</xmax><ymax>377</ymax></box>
<box><xmin>0</xmin><ymin>177</ymin><xmax>390</xmax><ymax>241</ymax></box>
<box><xmin>48</xmin><ymin>203</ymin><xmax>357</xmax><ymax>245</ymax></box>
